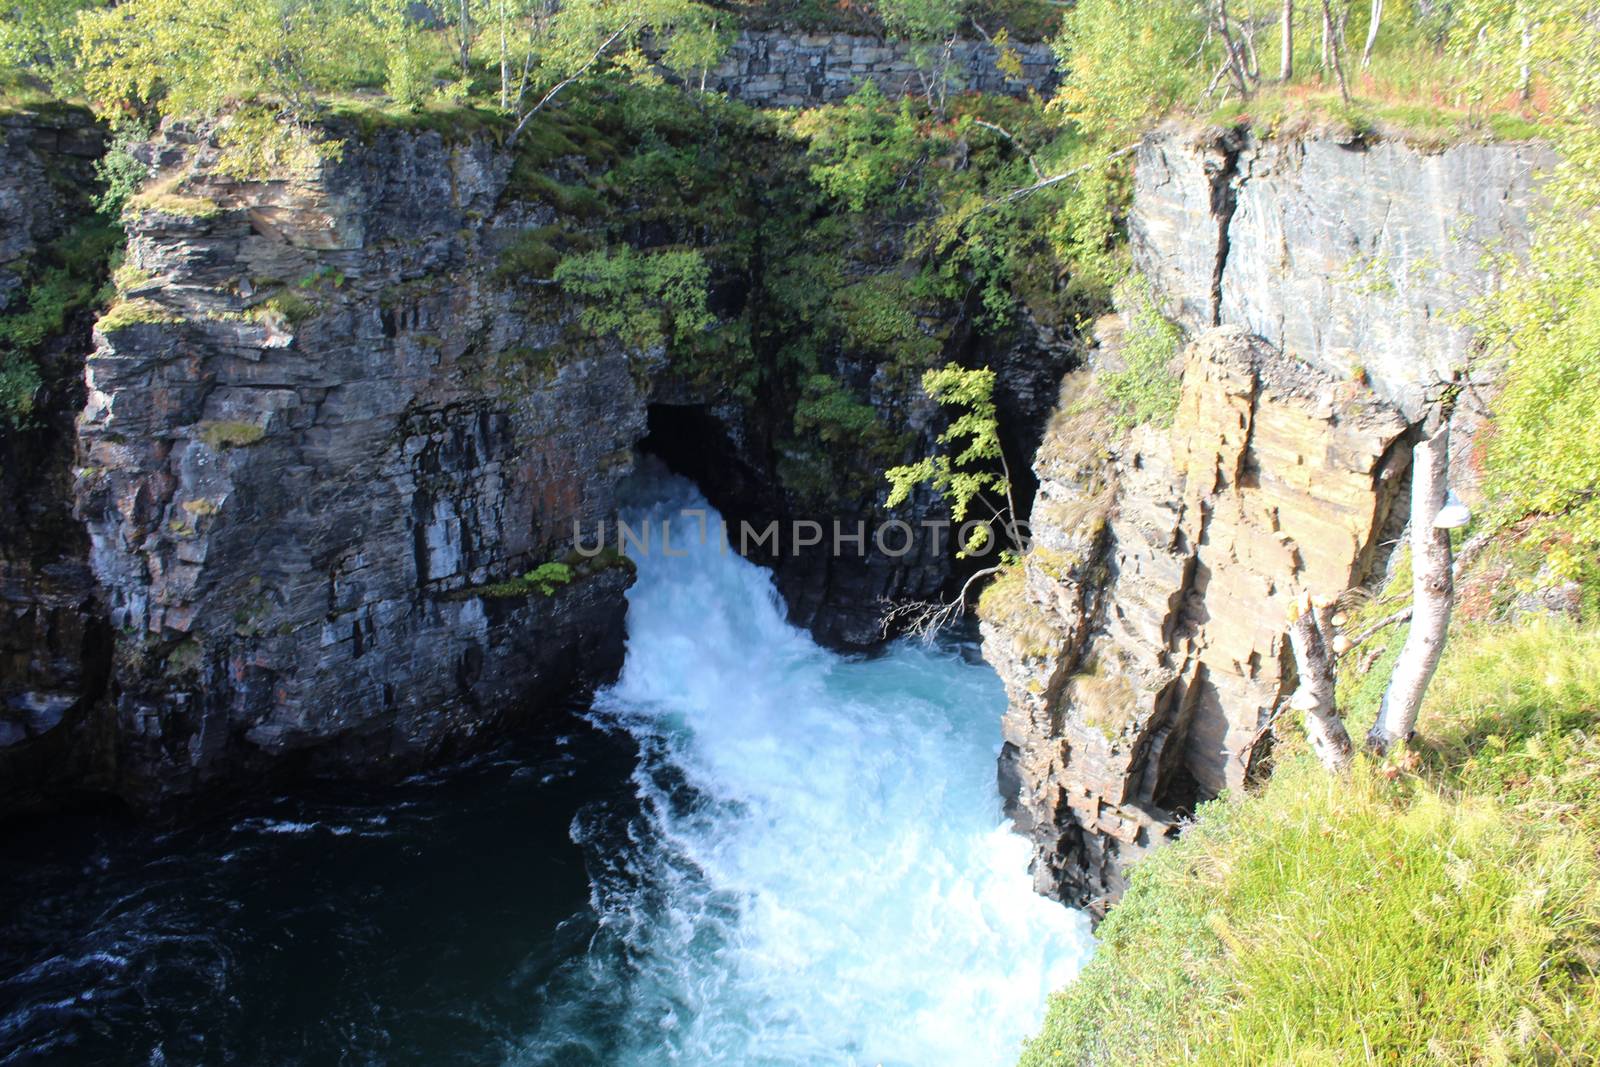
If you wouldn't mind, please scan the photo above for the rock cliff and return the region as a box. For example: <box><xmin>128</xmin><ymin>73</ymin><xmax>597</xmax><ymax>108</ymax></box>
<box><xmin>1131</xmin><ymin>127</ymin><xmax>1551</xmax><ymax>420</ymax></box>
<box><xmin>985</xmin><ymin>129</ymin><xmax>1549</xmax><ymax>912</ymax></box>
<box><xmin>4</xmin><ymin>89</ymin><xmax>1073</xmax><ymax>811</ymax></box>
<box><xmin>0</xmin><ymin>107</ymin><xmax>113</xmax><ymax>812</ymax></box>
<box><xmin>984</xmin><ymin>327</ymin><xmax>1408</xmax><ymax>910</ymax></box>
<box><xmin>62</xmin><ymin>125</ymin><xmax>657</xmax><ymax>804</ymax></box>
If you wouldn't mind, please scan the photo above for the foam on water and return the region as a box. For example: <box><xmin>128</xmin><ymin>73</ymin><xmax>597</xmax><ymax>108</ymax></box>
<box><xmin>527</xmin><ymin>473</ymin><xmax>1095</xmax><ymax>1066</ymax></box>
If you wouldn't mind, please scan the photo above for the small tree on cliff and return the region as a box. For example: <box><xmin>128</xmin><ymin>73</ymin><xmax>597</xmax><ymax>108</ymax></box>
<box><xmin>882</xmin><ymin>362</ymin><xmax>1025</xmax><ymax>636</ymax></box>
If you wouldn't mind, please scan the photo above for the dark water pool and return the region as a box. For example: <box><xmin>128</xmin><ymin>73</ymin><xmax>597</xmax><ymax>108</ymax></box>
<box><xmin>0</xmin><ymin>711</ymin><xmax>639</xmax><ymax>1066</ymax></box>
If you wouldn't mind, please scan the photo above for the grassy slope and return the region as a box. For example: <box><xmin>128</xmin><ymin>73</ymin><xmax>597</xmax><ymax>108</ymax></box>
<box><xmin>1198</xmin><ymin>44</ymin><xmax>1553</xmax><ymax>148</ymax></box>
<box><xmin>1021</xmin><ymin>576</ymin><xmax>1600</xmax><ymax>1065</ymax></box>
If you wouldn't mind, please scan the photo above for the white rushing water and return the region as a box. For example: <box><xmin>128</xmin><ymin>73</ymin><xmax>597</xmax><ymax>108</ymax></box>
<box><xmin>521</xmin><ymin>473</ymin><xmax>1094</xmax><ymax>1067</ymax></box>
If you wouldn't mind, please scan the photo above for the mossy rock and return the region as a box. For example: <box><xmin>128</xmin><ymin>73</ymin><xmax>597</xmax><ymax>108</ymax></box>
<box><xmin>97</xmin><ymin>298</ymin><xmax>180</xmax><ymax>333</ymax></box>
<box><xmin>197</xmin><ymin>420</ymin><xmax>267</xmax><ymax>449</ymax></box>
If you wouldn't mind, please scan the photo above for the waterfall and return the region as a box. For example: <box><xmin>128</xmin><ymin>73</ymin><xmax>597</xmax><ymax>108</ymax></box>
<box><xmin>518</xmin><ymin>471</ymin><xmax>1094</xmax><ymax>1066</ymax></box>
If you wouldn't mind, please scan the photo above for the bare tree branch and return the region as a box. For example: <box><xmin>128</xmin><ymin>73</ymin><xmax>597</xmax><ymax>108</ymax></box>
<box><xmin>1001</xmin><ymin>142</ymin><xmax>1140</xmax><ymax>203</ymax></box>
<box><xmin>972</xmin><ymin>119</ymin><xmax>1044</xmax><ymax>180</ymax></box>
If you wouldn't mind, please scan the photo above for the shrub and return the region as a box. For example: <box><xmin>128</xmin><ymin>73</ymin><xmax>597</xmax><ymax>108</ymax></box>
<box><xmin>197</xmin><ymin>420</ymin><xmax>266</xmax><ymax>449</ymax></box>
<box><xmin>1100</xmin><ymin>274</ymin><xmax>1181</xmax><ymax>431</ymax></box>
<box><xmin>552</xmin><ymin>246</ymin><xmax>714</xmax><ymax>353</ymax></box>
<box><xmin>0</xmin><ymin>218</ymin><xmax>121</xmax><ymax>426</ymax></box>
<box><xmin>96</xmin><ymin>298</ymin><xmax>178</xmax><ymax>333</ymax></box>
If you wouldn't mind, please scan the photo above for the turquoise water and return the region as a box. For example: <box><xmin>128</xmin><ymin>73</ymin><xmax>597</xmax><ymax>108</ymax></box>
<box><xmin>0</xmin><ymin>475</ymin><xmax>1092</xmax><ymax>1066</ymax></box>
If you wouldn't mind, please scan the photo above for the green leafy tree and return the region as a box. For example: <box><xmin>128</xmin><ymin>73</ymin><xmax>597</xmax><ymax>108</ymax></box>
<box><xmin>1452</xmin><ymin>0</ymin><xmax>1600</xmax><ymax>568</ymax></box>
<box><xmin>0</xmin><ymin>0</ymin><xmax>102</xmax><ymax>87</ymax></box>
<box><xmin>870</xmin><ymin>0</ymin><xmax>968</xmax><ymax>110</ymax></box>
<box><xmin>1052</xmin><ymin>0</ymin><xmax>1210</xmax><ymax>142</ymax></box>
<box><xmin>552</xmin><ymin>246</ymin><xmax>714</xmax><ymax>353</ymax></box>
<box><xmin>886</xmin><ymin>362</ymin><xmax>1016</xmax><ymax>556</ymax></box>
<box><xmin>68</xmin><ymin>0</ymin><xmax>726</xmax><ymax>172</ymax></box>
<box><xmin>791</xmin><ymin>83</ymin><xmax>930</xmax><ymax>213</ymax></box>
<box><xmin>883</xmin><ymin>362</ymin><xmax>1022</xmax><ymax>635</ymax></box>
<box><xmin>501</xmin><ymin>0</ymin><xmax>726</xmax><ymax>143</ymax></box>
<box><xmin>1101</xmin><ymin>273</ymin><xmax>1182</xmax><ymax>430</ymax></box>
<box><xmin>72</xmin><ymin>0</ymin><xmax>383</xmax><ymax>175</ymax></box>
<box><xmin>873</xmin><ymin>0</ymin><xmax>965</xmax><ymax>41</ymax></box>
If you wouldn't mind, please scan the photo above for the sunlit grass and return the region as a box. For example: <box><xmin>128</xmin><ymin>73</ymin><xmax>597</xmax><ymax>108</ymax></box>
<box><xmin>1020</xmin><ymin>615</ymin><xmax>1600</xmax><ymax>1066</ymax></box>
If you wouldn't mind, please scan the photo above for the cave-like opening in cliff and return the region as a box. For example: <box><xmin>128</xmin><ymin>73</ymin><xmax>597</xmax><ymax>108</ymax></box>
<box><xmin>637</xmin><ymin>403</ymin><xmax>776</xmax><ymax>527</ymax></box>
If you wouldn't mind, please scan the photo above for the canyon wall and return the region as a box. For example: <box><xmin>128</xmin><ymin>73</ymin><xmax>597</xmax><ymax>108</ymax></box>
<box><xmin>68</xmin><ymin>127</ymin><xmax>645</xmax><ymax>804</ymax></box>
<box><xmin>708</xmin><ymin>29</ymin><xmax>1057</xmax><ymax>107</ymax></box>
<box><xmin>985</xmin><ymin>129</ymin><xmax>1551</xmax><ymax>913</ymax></box>
<box><xmin>1131</xmin><ymin>127</ymin><xmax>1552</xmax><ymax>421</ymax></box>
<box><xmin>0</xmin><ymin>107</ymin><xmax>113</xmax><ymax>811</ymax></box>
<box><xmin>984</xmin><ymin>326</ymin><xmax>1408</xmax><ymax>909</ymax></box>
<box><xmin>3</xmin><ymin>93</ymin><xmax>1073</xmax><ymax>812</ymax></box>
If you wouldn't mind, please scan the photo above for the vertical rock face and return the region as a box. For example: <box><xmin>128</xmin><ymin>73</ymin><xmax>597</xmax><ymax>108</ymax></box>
<box><xmin>991</xmin><ymin>128</ymin><xmax>1550</xmax><ymax>911</ymax></box>
<box><xmin>983</xmin><ymin>327</ymin><xmax>1408</xmax><ymax>911</ymax></box>
<box><xmin>23</xmin><ymin>109</ymin><xmax>1060</xmax><ymax>810</ymax></box>
<box><xmin>73</xmin><ymin>128</ymin><xmax>642</xmax><ymax>803</ymax></box>
<box><xmin>1131</xmin><ymin>128</ymin><xmax>1552</xmax><ymax>420</ymax></box>
<box><xmin>0</xmin><ymin>108</ymin><xmax>113</xmax><ymax>811</ymax></box>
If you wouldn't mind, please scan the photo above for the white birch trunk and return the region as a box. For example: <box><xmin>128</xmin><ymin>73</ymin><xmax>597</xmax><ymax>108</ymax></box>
<box><xmin>1361</xmin><ymin>0</ymin><xmax>1383</xmax><ymax>67</ymax></box>
<box><xmin>1280</xmin><ymin>0</ymin><xmax>1295</xmax><ymax>80</ymax></box>
<box><xmin>1367</xmin><ymin>419</ymin><xmax>1454</xmax><ymax>754</ymax></box>
<box><xmin>1288</xmin><ymin>595</ymin><xmax>1354</xmax><ymax>771</ymax></box>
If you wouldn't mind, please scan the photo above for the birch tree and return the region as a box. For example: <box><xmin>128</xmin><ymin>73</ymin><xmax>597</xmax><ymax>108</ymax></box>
<box><xmin>1287</xmin><ymin>594</ymin><xmax>1354</xmax><ymax>770</ymax></box>
<box><xmin>1280</xmin><ymin>0</ymin><xmax>1294</xmax><ymax>80</ymax></box>
<box><xmin>500</xmin><ymin>0</ymin><xmax>725</xmax><ymax>145</ymax></box>
<box><xmin>1285</xmin><ymin>403</ymin><xmax>1464</xmax><ymax>768</ymax></box>
<box><xmin>1366</xmin><ymin>414</ymin><xmax>1457</xmax><ymax>754</ymax></box>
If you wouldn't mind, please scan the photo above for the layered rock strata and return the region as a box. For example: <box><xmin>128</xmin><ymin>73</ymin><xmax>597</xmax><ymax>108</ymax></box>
<box><xmin>983</xmin><ymin>327</ymin><xmax>1408</xmax><ymax>911</ymax></box>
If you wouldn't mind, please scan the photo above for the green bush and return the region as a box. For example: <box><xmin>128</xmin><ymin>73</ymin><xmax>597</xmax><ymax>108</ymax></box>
<box><xmin>553</xmin><ymin>245</ymin><xmax>714</xmax><ymax>354</ymax></box>
<box><xmin>0</xmin><ymin>218</ymin><xmax>121</xmax><ymax>427</ymax></box>
<box><xmin>1100</xmin><ymin>274</ymin><xmax>1181</xmax><ymax>431</ymax></box>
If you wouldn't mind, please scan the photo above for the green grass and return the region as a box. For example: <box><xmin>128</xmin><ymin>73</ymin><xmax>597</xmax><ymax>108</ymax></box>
<box><xmin>128</xmin><ymin>192</ymin><xmax>223</xmax><ymax>219</ymax></box>
<box><xmin>323</xmin><ymin>96</ymin><xmax>511</xmax><ymax>144</ymax></box>
<box><xmin>1022</xmin><ymin>615</ymin><xmax>1600</xmax><ymax>1066</ymax></box>
<box><xmin>448</xmin><ymin>550</ymin><xmax>634</xmax><ymax>601</ymax></box>
<box><xmin>1424</xmin><ymin>621</ymin><xmax>1600</xmax><ymax>835</ymax></box>
<box><xmin>1188</xmin><ymin>24</ymin><xmax>1555</xmax><ymax>150</ymax></box>
<box><xmin>1207</xmin><ymin>81</ymin><xmax>1555</xmax><ymax>149</ymax></box>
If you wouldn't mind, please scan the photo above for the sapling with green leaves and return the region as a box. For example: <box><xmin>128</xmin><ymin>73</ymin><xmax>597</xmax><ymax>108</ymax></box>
<box><xmin>882</xmin><ymin>362</ymin><xmax>1024</xmax><ymax>636</ymax></box>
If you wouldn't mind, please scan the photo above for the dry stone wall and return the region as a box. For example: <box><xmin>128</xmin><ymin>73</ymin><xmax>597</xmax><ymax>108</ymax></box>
<box><xmin>707</xmin><ymin>29</ymin><xmax>1057</xmax><ymax>107</ymax></box>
